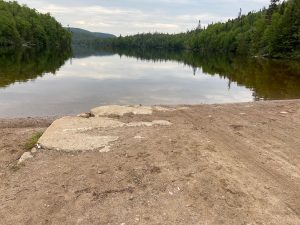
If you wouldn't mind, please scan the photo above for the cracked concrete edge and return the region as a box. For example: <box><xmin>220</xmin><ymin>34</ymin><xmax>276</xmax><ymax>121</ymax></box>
<box><xmin>38</xmin><ymin>135</ymin><xmax>120</xmax><ymax>152</ymax></box>
<box><xmin>126</xmin><ymin>120</ymin><xmax>172</xmax><ymax>127</ymax></box>
<box><xmin>36</xmin><ymin>118</ymin><xmax>172</xmax><ymax>153</ymax></box>
<box><xmin>35</xmin><ymin>105</ymin><xmax>178</xmax><ymax>153</ymax></box>
<box><xmin>89</xmin><ymin>105</ymin><xmax>185</xmax><ymax>117</ymax></box>
<box><xmin>90</xmin><ymin>105</ymin><xmax>153</xmax><ymax>117</ymax></box>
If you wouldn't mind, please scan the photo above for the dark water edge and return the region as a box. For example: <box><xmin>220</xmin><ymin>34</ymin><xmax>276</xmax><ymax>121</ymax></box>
<box><xmin>108</xmin><ymin>47</ymin><xmax>300</xmax><ymax>101</ymax></box>
<box><xmin>0</xmin><ymin>46</ymin><xmax>300</xmax><ymax>117</ymax></box>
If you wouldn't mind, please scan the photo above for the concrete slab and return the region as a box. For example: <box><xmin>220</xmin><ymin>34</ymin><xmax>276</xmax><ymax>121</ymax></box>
<box><xmin>91</xmin><ymin>105</ymin><xmax>153</xmax><ymax>117</ymax></box>
<box><xmin>90</xmin><ymin>105</ymin><xmax>175</xmax><ymax>117</ymax></box>
<box><xmin>37</xmin><ymin>104</ymin><xmax>174</xmax><ymax>153</ymax></box>
<box><xmin>38</xmin><ymin>116</ymin><xmax>123</xmax><ymax>152</ymax></box>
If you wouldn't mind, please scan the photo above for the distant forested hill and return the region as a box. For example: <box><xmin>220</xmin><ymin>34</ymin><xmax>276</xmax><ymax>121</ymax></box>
<box><xmin>97</xmin><ymin>0</ymin><xmax>299</xmax><ymax>59</ymax></box>
<box><xmin>69</xmin><ymin>27</ymin><xmax>116</xmax><ymax>46</ymax></box>
<box><xmin>0</xmin><ymin>0</ymin><xmax>71</xmax><ymax>49</ymax></box>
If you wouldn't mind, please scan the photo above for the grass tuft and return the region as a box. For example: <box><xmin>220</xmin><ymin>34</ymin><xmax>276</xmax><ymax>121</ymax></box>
<box><xmin>24</xmin><ymin>132</ymin><xmax>43</xmax><ymax>151</ymax></box>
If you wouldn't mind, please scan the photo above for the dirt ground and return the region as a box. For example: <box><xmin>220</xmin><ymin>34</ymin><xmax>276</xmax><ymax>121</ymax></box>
<box><xmin>0</xmin><ymin>100</ymin><xmax>299</xmax><ymax>225</ymax></box>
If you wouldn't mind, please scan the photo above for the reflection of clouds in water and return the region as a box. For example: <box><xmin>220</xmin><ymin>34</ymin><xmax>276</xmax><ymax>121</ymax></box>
<box><xmin>57</xmin><ymin>55</ymin><xmax>209</xmax><ymax>81</ymax></box>
<box><xmin>0</xmin><ymin>54</ymin><xmax>254</xmax><ymax>117</ymax></box>
<box><xmin>204</xmin><ymin>91</ymin><xmax>253</xmax><ymax>104</ymax></box>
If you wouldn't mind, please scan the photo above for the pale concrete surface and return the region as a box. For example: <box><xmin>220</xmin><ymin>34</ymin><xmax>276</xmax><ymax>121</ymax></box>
<box><xmin>38</xmin><ymin>106</ymin><xmax>172</xmax><ymax>152</ymax></box>
<box><xmin>90</xmin><ymin>105</ymin><xmax>175</xmax><ymax>117</ymax></box>
<box><xmin>91</xmin><ymin>105</ymin><xmax>153</xmax><ymax>117</ymax></box>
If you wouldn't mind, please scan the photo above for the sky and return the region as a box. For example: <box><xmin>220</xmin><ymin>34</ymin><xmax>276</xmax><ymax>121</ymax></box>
<box><xmin>16</xmin><ymin>0</ymin><xmax>270</xmax><ymax>35</ymax></box>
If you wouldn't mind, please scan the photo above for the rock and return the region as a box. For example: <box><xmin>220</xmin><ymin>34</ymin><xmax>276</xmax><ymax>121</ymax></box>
<box><xmin>18</xmin><ymin>152</ymin><xmax>33</xmax><ymax>164</ymax></box>
<box><xmin>280</xmin><ymin>111</ymin><xmax>288</xmax><ymax>114</ymax></box>
<box><xmin>99</xmin><ymin>146</ymin><xmax>111</xmax><ymax>153</ymax></box>
<box><xmin>134</xmin><ymin>135</ymin><xmax>145</xmax><ymax>139</ymax></box>
<box><xmin>31</xmin><ymin>147</ymin><xmax>37</xmax><ymax>153</ymax></box>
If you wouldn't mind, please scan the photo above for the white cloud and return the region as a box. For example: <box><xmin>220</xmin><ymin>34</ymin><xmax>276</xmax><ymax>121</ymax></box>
<box><xmin>16</xmin><ymin>0</ymin><xmax>270</xmax><ymax>35</ymax></box>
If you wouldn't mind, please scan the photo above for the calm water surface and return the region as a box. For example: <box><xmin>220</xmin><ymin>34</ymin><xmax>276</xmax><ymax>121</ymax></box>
<box><xmin>0</xmin><ymin>48</ymin><xmax>299</xmax><ymax>117</ymax></box>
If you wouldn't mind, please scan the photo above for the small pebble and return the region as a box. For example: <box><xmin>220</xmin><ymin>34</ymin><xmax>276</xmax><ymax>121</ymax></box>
<box><xmin>134</xmin><ymin>135</ymin><xmax>145</xmax><ymax>139</ymax></box>
<box><xmin>280</xmin><ymin>111</ymin><xmax>288</xmax><ymax>114</ymax></box>
<box><xmin>18</xmin><ymin>152</ymin><xmax>33</xmax><ymax>164</ymax></box>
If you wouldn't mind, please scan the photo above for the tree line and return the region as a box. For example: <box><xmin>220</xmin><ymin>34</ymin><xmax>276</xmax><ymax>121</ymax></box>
<box><xmin>0</xmin><ymin>0</ymin><xmax>71</xmax><ymax>49</ymax></box>
<box><xmin>95</xmin><ymin>0</ymin><xmax>299</xmax><ymax>59</ymax></box>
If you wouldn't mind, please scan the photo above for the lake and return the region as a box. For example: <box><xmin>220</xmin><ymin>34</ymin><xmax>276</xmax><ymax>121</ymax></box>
<box><xmin>0</xmin><ymin>47</ymin><xmax>299</xmax><ymax>117</ymax></box>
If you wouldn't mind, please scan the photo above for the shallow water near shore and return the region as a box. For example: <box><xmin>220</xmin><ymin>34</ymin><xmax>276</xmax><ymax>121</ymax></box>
<box><xmin>0</xmin><ymin>47</ymin><xmax>299</xmax><ymax>117</ymax></box>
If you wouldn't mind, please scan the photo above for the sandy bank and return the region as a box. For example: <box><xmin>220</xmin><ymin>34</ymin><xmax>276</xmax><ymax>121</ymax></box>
<box><xmin>0</xmin><ymin>100</ymin><xmax>299</xmax><ymax>225</ymax></box>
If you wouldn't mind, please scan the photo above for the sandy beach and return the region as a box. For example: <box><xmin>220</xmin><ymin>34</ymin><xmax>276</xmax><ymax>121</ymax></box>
<box><xmin>0</xmin><ymin>100</ymin><xmax>299</xmax><ymax>225</ymax></box>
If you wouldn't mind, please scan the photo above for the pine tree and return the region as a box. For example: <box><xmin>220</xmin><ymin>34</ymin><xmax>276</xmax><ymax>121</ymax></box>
<box><xmin>267</xmin><ymin>0</ymin><xmax>280</xmax><ymax>22</ymax></box>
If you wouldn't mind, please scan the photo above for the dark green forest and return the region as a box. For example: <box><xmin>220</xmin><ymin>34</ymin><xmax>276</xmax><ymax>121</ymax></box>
<box><xmin>0</xmin><ymin>0</ymin><xmax>71</xmax><ymax>49</ymax></box>
<box><xmin>96</xmin><ymin>0</ymin><xmax>300</xmax><ymax>59</ymax></box>
<box><xmin>70</xmin><ymin>27</ymin><xmax>115</xmax><ymax>46</ymax></box>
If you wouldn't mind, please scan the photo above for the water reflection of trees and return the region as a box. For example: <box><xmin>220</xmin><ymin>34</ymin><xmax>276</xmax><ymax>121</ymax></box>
<box><xmin>109</xmin><ymin>48</ymin><xmax>300</xmax><ymax>100</ymax></box>
<box><xmin>71</xmin><ymin>45</ymin><xmax>114</xmax><ymax>59</ymax></box>
<box><xmin>1</xmin><ymin>46</ymin><xmax>299</xmax><ymax>100</ymax></box>
<box><xmin>0</xmin><ymin>48</ymin><xmax>71</xmax><ymax>88</ymax></box>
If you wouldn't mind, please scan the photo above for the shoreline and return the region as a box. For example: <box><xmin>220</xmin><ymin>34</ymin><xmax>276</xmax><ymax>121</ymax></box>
<box><xmin>1</xmin><ymin>99</ymin><xmax>299</xmax><ymax>120</ymax></box>
<box><xmin>1</xmin><ymin>99</ymin><xmax>299</xmax><ymax>224</ymax></box>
